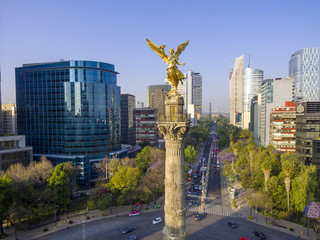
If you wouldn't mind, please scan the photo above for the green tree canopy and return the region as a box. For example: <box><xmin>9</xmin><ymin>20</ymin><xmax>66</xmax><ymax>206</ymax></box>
<box><xmin>184</xmin><ymin>145</ymin><xmax>198</xmax><ymax>164</ymax></box>
<box><xmin>0</xmin><ymin>174</ymin><xmax>14</xmax><ymax>236</ymax></box>
<box><xmin>48</xmin><ymin>163</ymin><xmax>73</xmax><ymax>210</ymax></box>
<box><xmin>135</xmin><ymin>146</ymin><xmax>152</xmax><ymax>174</ymax></box>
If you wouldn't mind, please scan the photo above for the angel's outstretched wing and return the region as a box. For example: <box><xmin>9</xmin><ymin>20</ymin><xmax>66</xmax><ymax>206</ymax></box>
<box><xmin>146</xmin><ymin>39</ymin><xmax>167</xmax><ymax>60</ymax></box>
<box><xmin>174</xmin><ymin>40</ymin><xmax>190</xmax><ymax>60</ymax></box>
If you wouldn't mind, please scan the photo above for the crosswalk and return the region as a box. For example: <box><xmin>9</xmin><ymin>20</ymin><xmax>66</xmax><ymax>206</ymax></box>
<box><xmin>186</xmin><ymin>204</ymin><xmax>241</xmax><ymax>218</ymax></box>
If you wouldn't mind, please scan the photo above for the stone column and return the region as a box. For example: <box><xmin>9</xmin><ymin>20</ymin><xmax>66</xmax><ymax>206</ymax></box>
<box><xmin>158</xmin><ymin>94</ymin><xmax>190</xmax><ymax>240</ymax></box>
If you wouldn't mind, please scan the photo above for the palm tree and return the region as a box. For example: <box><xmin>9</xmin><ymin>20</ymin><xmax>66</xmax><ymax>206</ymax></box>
<box><xmin>281</xmin><ymin>153</ymin><xmax>297</xmax><ymax>215</ymax></box>
<box><xmin>261</xmin><ymin>158</ymin><xmax>272</xmax><ymax>191</ymax></box>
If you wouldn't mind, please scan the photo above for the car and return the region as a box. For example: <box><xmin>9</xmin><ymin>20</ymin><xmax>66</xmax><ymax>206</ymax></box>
<box><xmin>129</xmin><ymin>211</ymin><xmax>140</xmax><ymax>216</ymax></box>
<box><xmin>152</xmin><ymin>217</ymin><xmax>162</xmax><ymax>224</ymax></box>
<box><xmin>240</xmin><ymin>238</ymin><xmax>249</xmax><ymax>240</ymax></box>
<box><xmin>228</xmin><ymin>221</ymin><xmax>238</xmax><ymax>229</ymax></box>
<box><xmin>188</xmin><ymin>201</ymin><xmax>193</xmax><ymax>206</ymax></box>
<box><xmin>187</xmin><ymin>191</ymin><xmax>192</xmax><ymax>196</ymax></box>
<box><xmin>194</xmin><ymin>185</ymin><xmax>198</xmax><ymax>190</ymax></box>
<box><xmin>125</xmin><ymin>235</ymin><xmax>137</xmax><ymax>240</ymax></box>
<box><xmin>253</xmin><ymin>231</ymin><xmax>266</xmax><ymax>239</ymax></box>
<box><xmin>199</xmin><ymin>185</ymin><xmax>203</xmax><ymax>190</ymax></box>
<box><xmin>194</xmin><ymin>201</ymin><xmax>199</xmax><ymax>206</ymax></box>
<box><xmin>122</xmin><ymin>226</ymin><xmax>134</xmax><ymax>234</ymax></box>
<box><xmin>191</xmin><ymin>180</ymin><xmax>195</xmax><ymax>185</ymax></box>
<box><xmin>193</xmin><ymin>212</ymin><xmax>201</xmax><ymax>221</ymax></box>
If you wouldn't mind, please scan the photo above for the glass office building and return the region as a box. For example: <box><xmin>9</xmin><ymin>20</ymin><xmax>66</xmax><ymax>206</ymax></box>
<box><xmin>242</xmin><ymin>68</ymin><xmax>263</xmax><ymax>129</ymax></box>
<box><xmin>121</xmin><ymin>94</ymin><xmax>136</xmax><ymax>146</ymax></box>
<box><xmin>289</xmin><ymin>48</ymin><xmax>320</xmax><ymax>102</ymax></box>
<box><xmin>16</xmin><ymin>61</ymin><xmax>121</xmax><ymax>184</ymax></box>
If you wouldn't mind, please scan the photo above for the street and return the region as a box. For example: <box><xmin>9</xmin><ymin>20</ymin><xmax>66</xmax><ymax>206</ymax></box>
<box><xmin>33</xmin><ymin>209</ymin><xmax>300</xmax><ymax>240</ymax></box>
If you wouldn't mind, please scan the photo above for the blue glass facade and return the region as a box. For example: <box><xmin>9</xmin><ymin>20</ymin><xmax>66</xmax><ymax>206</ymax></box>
<box><xmin>242</xmin><ymin>68</ymin><xmax>264</xmax><ymax>112</ymax></box>
<box><xmin>289</xmin><ymin>48</ymin><xmax>320</xmax><ymax>102</ymax></box>
<box><xmin>16</xmin><ymin>61</ymin><xmax>121</xmax><ymax>184</ymax></box>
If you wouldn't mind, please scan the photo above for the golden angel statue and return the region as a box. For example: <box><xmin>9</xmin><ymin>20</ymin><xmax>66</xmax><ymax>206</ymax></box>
<box><xmin>146</xmin><ymin>39</ymin><xmax>189</xmax><ymax>95</ymax></box>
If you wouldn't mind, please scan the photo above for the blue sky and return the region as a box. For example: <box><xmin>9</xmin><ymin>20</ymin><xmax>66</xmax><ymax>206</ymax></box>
<box><xmin>1</xmin><ymin>0</ymin><xmax>320</xmax><ymax>112</ymax></box>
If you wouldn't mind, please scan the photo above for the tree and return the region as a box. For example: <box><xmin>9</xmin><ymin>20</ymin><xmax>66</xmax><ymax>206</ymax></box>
<box><xmin>291</xmin><ymin>165</ymin><xmax>318</xmax><ymax>212</ymax></box>
<box><xmin>28</xmin><ymin>156</ymin><xmax>53</xmax><ymax>187</ymax></box>
<box><xmin>267</xmin><ymin>174</ymin><xmax>287</xmax><ymax>210</ymax></box>
<box><xmin>48</xmin><ymin>163</ymin><xmax>73</xmax><ymax>211</ymax></box>
<box><xmin>138</xmin><ymin>159</ymin><xmax>165</xmax><ymax>203</ymax></box>
<box><xmin>261</xmin><ymin>158</ymin><xmax>272</xmax><ymax>191</ymax></box>
<box><xmin>184</xmin><ymin>145</ymin><xmax>198</xmax><ymax>164</ymax></box>
<box><xmin>0</xmin><ymin>174</ymin><xmax>14</xmax><ymax>236</ymax></box>
<box><xmin>281</xmin><ymin>153</ymin><xmax>298</xmax><ymax>215</ymax></box>
<box><xmin>217</xmin><ymin>135</ymin><xmax>228</xmax><ymax>149</ymax></box>
<box><xmin>135</xmin><ymin>146</ymin><xmax>152</xmax><ymax>174</ymax></box>
<box><xmin>97</xmin><ymin>195</ymin><xmax>112</xmax><ymax>211</ymax></box>
<box><xmin>107</xmin><ymin>165</ymin><xmax>140</xmax><ymax>208</ymax></box>
<box><xmin>223</xmin><ymin>162</ymin><xmax>235</xmax><ymax>183</ymax></box>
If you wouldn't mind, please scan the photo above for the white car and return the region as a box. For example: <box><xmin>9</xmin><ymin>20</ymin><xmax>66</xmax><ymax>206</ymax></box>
<box><xmin>152</xmin><ymin>217</ymin><xmax>163</xmax><ymax>224</ymax></box>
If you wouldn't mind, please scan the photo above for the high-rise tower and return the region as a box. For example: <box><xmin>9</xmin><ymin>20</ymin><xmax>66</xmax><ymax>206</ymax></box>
<box><xmin>187</xmin><ymin>70</ymin><xmax>202</xmax><ymax>125</ymax></box>
<box><xmin>289</xmin><ymin>48</ymin><xmax>320</xmax><ymax>102</ymax></box>
<box><xmin>229</xmin><ymin>56</ymin><xmax>244</xmax><ymax>127</ymax></box>
<box><xmin>16</xmin><ymin>61</ymin><xmax>121</xmax><ymax>184</ymax></box>
<box><xmin>242</xmin><ymin>67</ymin><xmax>263</xmax><ymax>129</ymax></box>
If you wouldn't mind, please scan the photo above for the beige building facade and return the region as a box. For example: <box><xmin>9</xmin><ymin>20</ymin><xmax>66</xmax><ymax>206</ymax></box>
<box><xmin>229</xmin><ymin>55</ymin><xmax>244</xmax><ymax>126</ymax></box>
<box><xmin>2</xmin><ymin>104</ymin><xmax>17</xmax><ymax>135</ymax></box>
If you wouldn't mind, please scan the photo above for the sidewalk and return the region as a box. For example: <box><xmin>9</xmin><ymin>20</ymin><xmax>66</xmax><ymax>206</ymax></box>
<box><xmin>235</xmin><ymin>205</ymin><xmax>318</xmax><ymax>240</ymax></box>
<box><xmin>222</xmin><ymin>166</ymin><xmax>319</xmax><ymax>240</ymax></box>
<box><xmin>3</xmin><ymin>200</ymin><xmax>164</xmax><ymax>240</ymax></box>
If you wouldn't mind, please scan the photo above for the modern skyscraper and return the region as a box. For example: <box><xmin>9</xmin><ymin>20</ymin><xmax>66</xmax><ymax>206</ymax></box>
<box><xmin>147</xmin><ymin>85</ymin><xmax>171</xmax><ymax>119</ymax></box>
<box><xmin>187</xmin><ymin>70</ymin><xmax>202</xmax><ymax>125</ymax></box>
<box><xmin>16</xmin><ymin>60</ymin><xmax>122</xmax><ymax>184</ymax></box>
<box><xmin>120</xmin><ymin>94</ymin><xmax>136</xmax><ymax>146</ymax></box>
<box><xmin>250</xmin><ymin>94</ymin><xmax>261</xmax><ymax>144</ymax></box>
<box><xmin>0</xmin><ymin>69</ymin><xmax>2</xmax><ymax>135</ymax></box>
<box><xmin>229</xmin><ymin>55</ymin><xmax>244</xmax><ymax>127</ymax></box>
<box><xmin>242</xmin><ymin>67</ymin><xmax>263</xmax><ymax>129</ymax></box>
<box><xmin>260</xmin><ymin>77</ymin><xmax>294</xmax><ymax>146</ymax></box>
<box><xmin>1</xmin><ymin>104</ymin><xmax>17</xmax><ymax>134</ymax></box>
<box><xmin>296</xmin><ymin>102</ymin><xmax>320</xmax><ymax>167</ymax></box>
<box><xmin>289</xmin><ymin>47</ymin><xmax>320</xmax><ymax>102</ymax></box>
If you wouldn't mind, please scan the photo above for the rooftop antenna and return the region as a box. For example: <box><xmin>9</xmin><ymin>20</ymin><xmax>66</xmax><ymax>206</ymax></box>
<box><xmin>248</xmin><ymin>54</ymin><xmax>251</xmax><ymax>68</ymax></box>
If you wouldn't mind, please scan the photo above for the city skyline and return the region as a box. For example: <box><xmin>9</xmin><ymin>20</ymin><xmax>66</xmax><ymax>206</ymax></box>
<box><xmin>1</xmin><ymin>0</ymin><xmax>320</xmax><ymax>112</ymax></box>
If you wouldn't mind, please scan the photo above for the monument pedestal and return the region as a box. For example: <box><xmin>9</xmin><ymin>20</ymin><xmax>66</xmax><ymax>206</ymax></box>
<box><xmin>158</xmin><ymin>94</ymin><xmax>190</xmax><ymax>240</ymax></box>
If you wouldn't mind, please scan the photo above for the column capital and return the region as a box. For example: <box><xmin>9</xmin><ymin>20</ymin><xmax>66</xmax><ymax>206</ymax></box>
<box><xmin>157</xmin><ymin>122</ymin><xmax>190</xmax><ymax>142</ymax></box>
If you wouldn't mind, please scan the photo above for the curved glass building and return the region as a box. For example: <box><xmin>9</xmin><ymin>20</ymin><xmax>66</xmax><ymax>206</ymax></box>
<box><xmin>16</xmin><ymin>60</ymin><xmax>121</xmax><ymax>184</ymax></box>
<box><xmin>289</xmin><ymin>48</ymin><xmax>320</xmax><ymax>102</ymax></box>
<box><xmin>242</xmin><ymin>67</ymin><xmax>263</xmax><ymax>129</ymax></box>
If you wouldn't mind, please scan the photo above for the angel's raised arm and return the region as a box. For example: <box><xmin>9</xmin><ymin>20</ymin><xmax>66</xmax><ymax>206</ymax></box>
<box><xmin>146</xmin><ymin>39</ymin><xmax>167</xmax><ymax>60</ymax></box>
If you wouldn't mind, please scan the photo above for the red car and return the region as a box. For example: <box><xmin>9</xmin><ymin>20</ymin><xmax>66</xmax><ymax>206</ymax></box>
<box><xmin>240</xmin><ymin>238</ymin><xmax>249</xmax><ymax>240</ymax></box>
